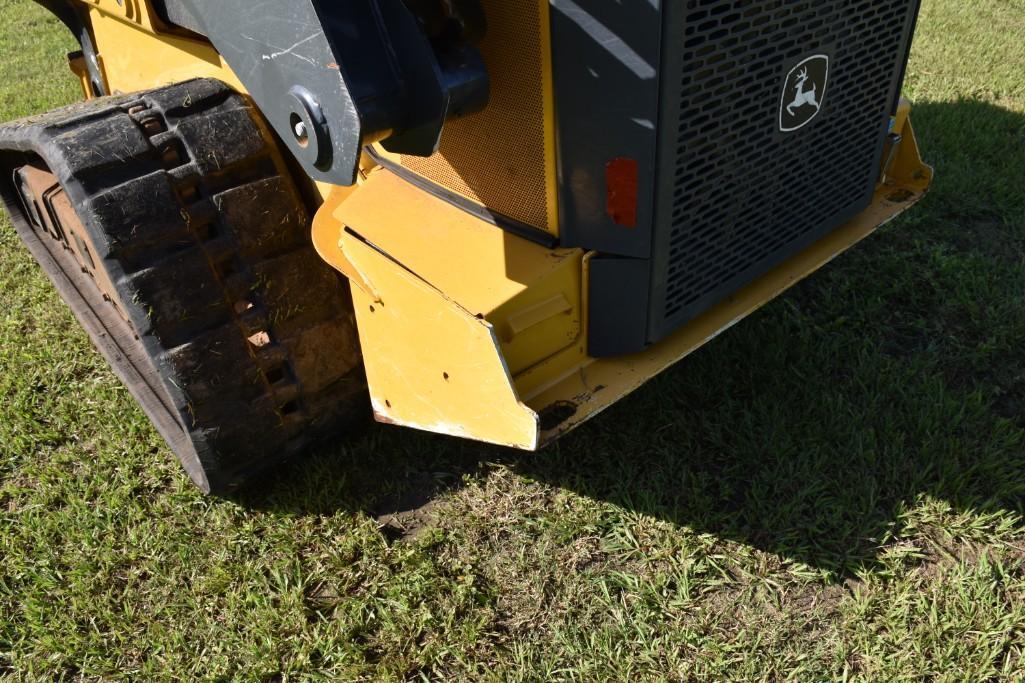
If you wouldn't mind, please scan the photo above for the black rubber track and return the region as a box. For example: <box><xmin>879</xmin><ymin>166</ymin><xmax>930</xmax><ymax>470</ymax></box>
<box><xmin>0</xmin><ymin>79</ymin><xmax>367</xmax><ymax>494</ymax></box>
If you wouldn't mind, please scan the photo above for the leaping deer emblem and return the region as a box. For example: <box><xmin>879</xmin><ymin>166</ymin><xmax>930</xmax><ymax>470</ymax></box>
<box><xmin>787</xmin><ymin>67</ymin><xmax>820</xmax><ymax>116</ymax></box>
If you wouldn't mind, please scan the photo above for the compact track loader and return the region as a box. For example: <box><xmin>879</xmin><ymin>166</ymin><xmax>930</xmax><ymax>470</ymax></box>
<box><xmin>1</xmin><ymin>0</ymin><xmax>933</xmax><ymax>493</ymax></box>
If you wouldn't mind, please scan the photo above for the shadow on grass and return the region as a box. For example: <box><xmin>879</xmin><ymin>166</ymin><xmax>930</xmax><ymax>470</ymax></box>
<box><xmin>237</xmin><ymin>99</ymin><xmax>1025</xmax><ymax>578</ymax></box>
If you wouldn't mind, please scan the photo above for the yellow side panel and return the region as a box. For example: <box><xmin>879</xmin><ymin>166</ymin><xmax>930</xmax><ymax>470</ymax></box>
<box><xmin>320</xmin><ymin>169</ymin><xmax>582</xmax><ymax>376</ymax></box>
<box><xmin>342</xmin><ymin>231</ymin><xmax>540</xmax><ymax>450</ymax></box>
<box><xmin>85</xmin><ymin>4</ymin><xmax>243</xmax><ymax>93</ymax></box>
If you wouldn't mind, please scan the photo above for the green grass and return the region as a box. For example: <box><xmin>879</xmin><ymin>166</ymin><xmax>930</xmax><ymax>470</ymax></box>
<box><xmin>2</xmin><ymin>0</ymin><xmax>1025</xmax><ymax>679</ymax></box>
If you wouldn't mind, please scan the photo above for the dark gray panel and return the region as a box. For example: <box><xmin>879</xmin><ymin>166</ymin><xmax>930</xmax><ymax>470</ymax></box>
<box><xmin>151</xmin><ymin>0</ymin><xmax>203</xmax><ymax>34</ymax></box>
<box><xmin>549</xmin><ymin>0</ymin><xmax>663</xmax><ymax>259</ymax></box>
<box><xmin>587</xmin><ymin>256</ymin><xmax>651</xmax><ymax>357</ymax></box>
<box><xmin>646</xmin><ymin>0</ymin><xmax>924</xmax><ymax>342</ymax></box>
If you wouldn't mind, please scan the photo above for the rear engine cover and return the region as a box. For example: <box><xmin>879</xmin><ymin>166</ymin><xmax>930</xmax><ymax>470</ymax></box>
<box><xmin>550</xmin><ymin>0</ymin><xmax>922</xmax><ymax>353</ymax></box>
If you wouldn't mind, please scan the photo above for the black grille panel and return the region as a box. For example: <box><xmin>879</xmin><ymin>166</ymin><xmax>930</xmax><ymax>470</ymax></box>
<box><xmin>650</xmin><ymin>0</ymin><xmax>920</xmax><ymax>338</ymax></box>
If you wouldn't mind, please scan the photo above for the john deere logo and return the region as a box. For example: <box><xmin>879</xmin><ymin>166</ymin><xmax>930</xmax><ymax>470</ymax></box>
<box><xmin>780</xmin><ymin>55</ymin><xmax>829</xmax><ymax>132</ymax></box>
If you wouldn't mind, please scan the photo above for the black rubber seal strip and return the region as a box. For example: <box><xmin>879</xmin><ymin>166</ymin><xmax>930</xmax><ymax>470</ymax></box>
<box><xmin>364</xmin><ymin>147</ymin><xmax>559</xmax><ymax>249</ymax></box>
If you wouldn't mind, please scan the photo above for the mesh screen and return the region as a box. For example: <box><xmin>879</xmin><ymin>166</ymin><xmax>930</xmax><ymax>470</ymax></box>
<box><xmin>656</xmin><ymin>0</ymin><xmax>918</xmax><ymax>332</ymax></box>
<box><xmin>401</xmin><ymin>0</ymin><xmax>552</xmax><ymax>232</ymax></box>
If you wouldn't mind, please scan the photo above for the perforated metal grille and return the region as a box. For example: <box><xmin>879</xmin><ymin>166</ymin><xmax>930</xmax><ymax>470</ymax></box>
<box><xmin>654</xmin><ymin>0</ymin><xmax>919</xmax><ymax>334</ymax></box>
<box><xmin>401</xmin><ymin>0</ymin><xmax>554</xmax><ymax>233</ymax></box>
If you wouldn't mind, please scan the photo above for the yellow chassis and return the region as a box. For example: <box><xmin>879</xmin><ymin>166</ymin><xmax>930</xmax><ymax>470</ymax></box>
<box><xmin>313</xmin><ymin>103</ymin><xmax>931</xmax><ymax>449</ymax></box>
<box><xmin>71</xmin><ymin>0</ymin><xmax>933</xmax><ymax>449</ymax></box>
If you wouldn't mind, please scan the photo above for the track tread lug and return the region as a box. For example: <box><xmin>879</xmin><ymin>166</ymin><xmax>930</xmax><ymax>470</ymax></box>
<box><xmin>0</xmin><ymin>79</ymin><xmax>367</xmax><ymax>494</ymax></box>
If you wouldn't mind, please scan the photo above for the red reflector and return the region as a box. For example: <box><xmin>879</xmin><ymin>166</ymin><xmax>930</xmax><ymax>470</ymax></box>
<box><xmin>606</xmin><ymin>157</ymin><xmax>639</xmax><ymax>228</ymax></box>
